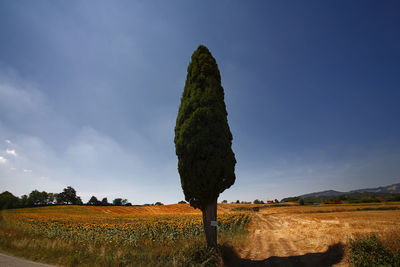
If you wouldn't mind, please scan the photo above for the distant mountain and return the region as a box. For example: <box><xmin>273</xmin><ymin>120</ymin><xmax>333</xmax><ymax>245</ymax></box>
<box><xmin>349</xmin><ymin>183</ymin><xmax>400</xmax><ymax>194</ymax></box>
<box><xmin>298</xmin><ymin>190</ymin><xmax>345</xmax><ymax>199</ymax></box>
<box><xmin>282</xmin><ymin>183</ymin><xmax>400</xmax><ymax>201</ymax></box>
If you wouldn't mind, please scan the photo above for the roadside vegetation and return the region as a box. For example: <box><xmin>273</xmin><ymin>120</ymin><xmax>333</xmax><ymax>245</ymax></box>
<box><xmin>349</xmin><ymin>233</ymin><xmax>400</xmax><ymax>267</ymax></box>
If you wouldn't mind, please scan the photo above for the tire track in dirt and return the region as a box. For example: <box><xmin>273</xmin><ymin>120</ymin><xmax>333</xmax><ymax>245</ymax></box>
<box><xmin>239</xmin><ymin>213</ymin><xmax>299</xmax><ymax>260</ymax></box>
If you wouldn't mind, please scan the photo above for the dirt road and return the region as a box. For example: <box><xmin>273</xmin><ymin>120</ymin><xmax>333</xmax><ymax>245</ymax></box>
<box><xmin>0</xmin><ymin>253</ymin><xmax>56</xmax><ymax>267</ymax></box>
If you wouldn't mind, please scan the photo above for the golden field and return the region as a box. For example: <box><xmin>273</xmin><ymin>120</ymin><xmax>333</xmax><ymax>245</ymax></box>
<box><xmin>232</xmin><ymin>203</ymin><xmax>400</xmax><ymax>266</ymax></box>
<box><xmin>2</xmin><ymin>205</ymin><xmax>250</xmax><ymax>246</ymax></box>
<box><xmin>0</xmin><ymin>204</ymin><xmax>250</xmax><ymax>266</ymax></box>
<box><xmin>0</xmin><ymin>202</ymin><xmax>399</xmax><ymax>266</ymax></box>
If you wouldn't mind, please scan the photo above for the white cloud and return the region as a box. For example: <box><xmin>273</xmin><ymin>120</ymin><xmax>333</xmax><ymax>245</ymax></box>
<box><xmin>0</xmin><ymin>156</ymin><xmax>7</xmax><ymax>164</ymax></box>
<box><xmin>23</xmin><ymin>169</ymin><xmax>32</xmax><ymax>173</ymax></box>
<box><xmin>6</xmin><ymin>149</ymin><xmax>17</xmax><ymax>156</ymax></box>
<box><xmin>5</xmin><ymin>139</ymin><xmax>12</xmax><ymax>144</ymax></box>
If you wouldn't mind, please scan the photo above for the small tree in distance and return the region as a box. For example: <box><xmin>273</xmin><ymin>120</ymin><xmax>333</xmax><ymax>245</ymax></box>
<box><xmin>174</xmin><ymin>45</ymin><xmax>236</xmax><ymax>247</ymax></box>
<box><xmin>87</xmin><ymin>196</ymin><xmax>100</xmax><ymax>206</ymax></box>
<box><xmin>113</xmin><ymin>198</ymin><xmax>123</xmax><ymax>206</ymax></box>
<box><xmin>101</xmin><ymin>197</ymin><xmax>109</xmax><ymax>206</ymax></box>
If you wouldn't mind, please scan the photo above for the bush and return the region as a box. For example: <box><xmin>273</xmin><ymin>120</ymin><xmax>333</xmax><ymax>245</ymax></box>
<box><xmin>179</xmin><ymin>242</ymin><xmax>221</xmax><ymax>266</ymax></box>
<box><xmin>349</xmin><ymin>234</ymin><xmax>400</xmax><ymax>267</ymax></box>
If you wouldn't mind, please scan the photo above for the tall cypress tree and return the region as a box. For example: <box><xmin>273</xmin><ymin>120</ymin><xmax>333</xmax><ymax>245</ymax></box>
<box><xmin>174</xmin><ymin>45</ymin><xmax>236</xmax><ymax>247</ymax></box>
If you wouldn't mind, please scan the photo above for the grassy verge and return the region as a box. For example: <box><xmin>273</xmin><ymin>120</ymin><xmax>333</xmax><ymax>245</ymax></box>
<box><xmin>348</xmin><ymin>233</ymin><xmax>400</xmax><ymax>267</ymax></box>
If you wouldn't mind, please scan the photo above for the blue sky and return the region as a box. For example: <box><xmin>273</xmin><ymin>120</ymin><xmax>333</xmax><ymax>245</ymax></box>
<box><xmin>0</xmin><ymin>1</ymin><xmax>399</xmax><ymax>203</ymax></box>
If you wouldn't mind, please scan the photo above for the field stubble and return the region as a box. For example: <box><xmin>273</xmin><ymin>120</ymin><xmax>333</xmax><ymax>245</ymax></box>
<box><xmin>233</xmin><ymin>204</ymin><xmax>400</xmax><ymax>266</ymax></box>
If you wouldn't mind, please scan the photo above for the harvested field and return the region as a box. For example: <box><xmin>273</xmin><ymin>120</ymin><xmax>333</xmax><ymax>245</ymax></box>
<box><xmin>230</xmin><ymin>204</ymin><xmax>400</xmax><ymax>266</ymax></box>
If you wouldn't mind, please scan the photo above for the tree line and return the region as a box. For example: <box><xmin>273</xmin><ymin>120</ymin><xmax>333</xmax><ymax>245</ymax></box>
<box><xmin>0</xmin><ymin>186</ymin><xmax>133</xmax><ymax>209</ymax></box>
<box><xmin>282</xmin><ymin>192</ymin><xmax>400</xmax><ymax>205</ymax></box>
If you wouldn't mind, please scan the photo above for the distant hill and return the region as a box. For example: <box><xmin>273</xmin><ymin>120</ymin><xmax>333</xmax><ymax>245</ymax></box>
<box><xmin>281</xmin><ymin>183</ymin><xmax>400</xmax><ymax>202</ymax></box>
<box><xmin>349</xmin><ymin>183</ymin><xmax>400</xmax><ymax>194</ymax></box>
<box><xmin>299</xmin><ymin>190</ymin><xmax>344</xmax><ymax>199</ymax></box>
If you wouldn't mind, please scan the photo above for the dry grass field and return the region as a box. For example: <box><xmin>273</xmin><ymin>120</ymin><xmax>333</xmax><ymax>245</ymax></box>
<box><xmin>223</xmin><ymin>203</ymin><xmax>400</xmax><ymax>266</ymax></box>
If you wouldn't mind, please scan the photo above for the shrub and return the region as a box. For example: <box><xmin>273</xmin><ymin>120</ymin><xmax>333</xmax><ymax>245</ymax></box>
<box><xmin>349</xmin><ymin>234</ymin><xmax>400</xmax><ymax>267</ymax></box>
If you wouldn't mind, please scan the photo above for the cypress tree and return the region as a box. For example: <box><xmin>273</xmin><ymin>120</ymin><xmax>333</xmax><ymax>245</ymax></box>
<box><xmin>174</xmin><ymin>45</ymin><xmax>236</xmax><ymax>247</ymax></box>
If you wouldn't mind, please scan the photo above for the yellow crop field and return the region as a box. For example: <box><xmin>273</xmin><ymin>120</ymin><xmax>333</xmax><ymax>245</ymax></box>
<box><xmin>2</xmin><ymin>205</ymin><xmax>250</xmax><ymax>246</ymax></box>
<box><xmin>0</xmin><ymin>204</ymin><xmax>251</xmax><ymax>266</ymax></box>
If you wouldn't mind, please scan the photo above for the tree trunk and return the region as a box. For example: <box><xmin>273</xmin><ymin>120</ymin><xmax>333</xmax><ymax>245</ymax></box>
<box><xmin>202</xmin><ymin>199</ymin><xmax>217</xmax><ymax>247</ymax></box>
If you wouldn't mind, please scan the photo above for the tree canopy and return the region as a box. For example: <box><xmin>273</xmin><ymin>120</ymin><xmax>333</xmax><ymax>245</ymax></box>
<box><xmin>174</xmin><ymin>45</ymin><xmax>236</xmax><ymax>210</ymax></box>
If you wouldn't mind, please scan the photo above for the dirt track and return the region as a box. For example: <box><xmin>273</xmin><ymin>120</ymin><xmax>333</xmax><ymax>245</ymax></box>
<box><xmin>0</xmin><ymin>253</ymin><xmax>56</xmax><ymax>267</ymax></box>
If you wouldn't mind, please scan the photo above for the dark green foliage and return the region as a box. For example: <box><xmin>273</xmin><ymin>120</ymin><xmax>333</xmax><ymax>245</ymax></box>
<box><xmin>349</xmin><ymin>234</ymin><xmax>400</xmax><ymax>267</ymax></box>
<box><xmin>0</xmin><ymin>187</ymin><xmax>135</xmax><ymax>208</ymax></box>
<box><xmin>101</xmin><ymin>197</ymin><xmax>109</xmax><ymax>206</ymax></box>
<box><xmin>180</xmin><ymin>242</ymin><xmax>220</xmax><ymax>266</ymax></box>
<box><xmin>87</xmin><ymin>196</ymin><xmax>100</xmax><ymax>206</ymax></box>
<box><xmin>299</xmin><ymin>198</ymin><xmax>305</xmax><ymax>205</ymax></box>
<box><xmin>28</xmin><ymin>190</ymin><xmax>49</xmax><ymax>206</ymax></box>
<box><xmin>47</xmin><ymin>193</ymin><xmax>55</xmax><ymax>204</ymax></box>
<box><xmin>281</xmin><ymin>196</ymin><xmax>300</xmax><ymax>202</ymax></box>
<box><xmin>76</xmin><ymin>197</ymin><xmax>83</xmax><ymax>205</ymax></box>
<box><xmin>282</xmin><ymin>193</ymin><xmax>400</xmax><ymax>204</ymax></box>
<box><xmin>174</xmin><ymin>45</ymin><xmax>236</xmax><ymax>210</ymax></box>
<box><xmin>20</xmin><ymin>195</ymin><xmax>28</xmax><ymax>207</ymax></box>
<box><xmin>56</xmin><ymin>186</ymin><xmax>79</xmax><ymax>205</ymax></box>
<box><xmin>0</xmin><ymin>191</ymin><xmax>19</xmax><ymax>209</ymax></box>
<box><xmin>113</xmin><ymin>198</ymin><xmax>123</xmax><ymax>206</ymax></box>
<box><xmin>154</xmin><ymin>202</ymin><xmax>164</xmax><ymax>206</ymax></box>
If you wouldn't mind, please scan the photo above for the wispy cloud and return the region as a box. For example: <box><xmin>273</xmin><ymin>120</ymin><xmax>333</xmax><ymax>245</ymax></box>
<box><xmin>0</xmin><ymin>156</ymin><xmax>7</xmax><ymax>164</ymax></box>
<box><xmin>23</xmin><ymin>169</ymin><xmax>32</xmax><ymax>173</ymax></box>
<box><xmin>6</xmin><ymin>149</ymin><xmax>17</xmax><ymax>156</ymax></box>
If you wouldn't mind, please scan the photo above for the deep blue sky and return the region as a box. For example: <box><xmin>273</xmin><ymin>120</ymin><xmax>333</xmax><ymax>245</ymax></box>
<box><xmin>0</xmin><ymin>1</ymin><xmax>399</xmax><ymax>203</ymax></box>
